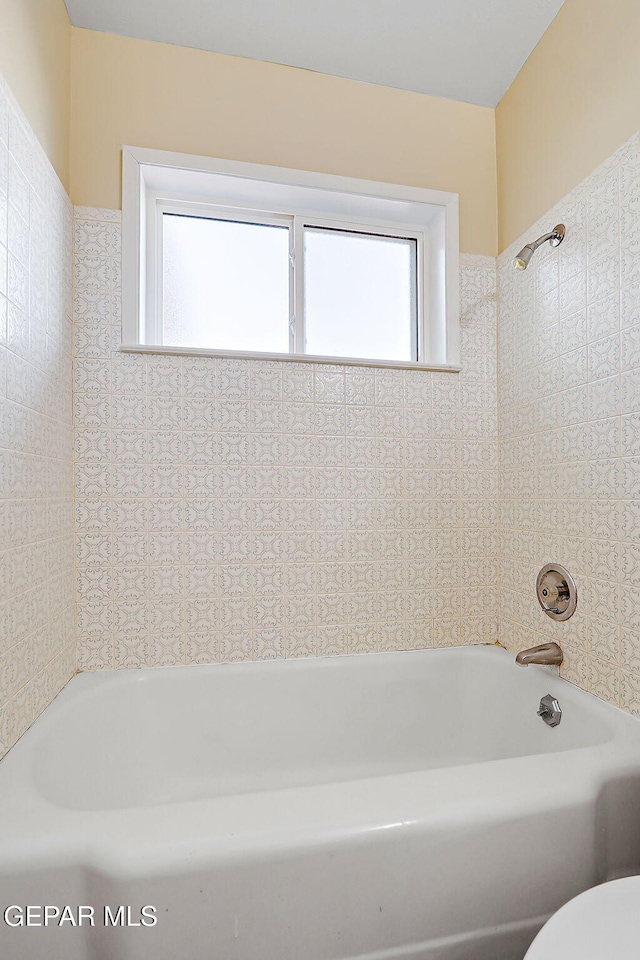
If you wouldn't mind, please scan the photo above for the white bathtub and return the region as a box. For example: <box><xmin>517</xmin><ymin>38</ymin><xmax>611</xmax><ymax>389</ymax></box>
<box><xmin>2</xmin><ymin>645</ymin><xmax>640</xmax><ymax>960</ymax></box>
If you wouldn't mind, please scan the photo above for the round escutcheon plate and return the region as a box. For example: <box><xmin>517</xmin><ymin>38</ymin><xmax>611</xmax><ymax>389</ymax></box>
<box><xmin>536</xmin><ymin>563</ymin><xmax>577</xmax><ymax>621</ymax></box>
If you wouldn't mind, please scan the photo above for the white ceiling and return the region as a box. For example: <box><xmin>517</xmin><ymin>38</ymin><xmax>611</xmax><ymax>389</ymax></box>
<box><xmin>63</xmin><ymin>0</ymin><xmax>565</xmax><ymax>108</ymax></box>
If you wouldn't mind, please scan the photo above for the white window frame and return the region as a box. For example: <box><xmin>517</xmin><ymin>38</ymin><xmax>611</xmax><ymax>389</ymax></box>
<box><xmin>122</xmin><ymin>145</ymin><xmax>461</xmax><ymax>371</ymax></box>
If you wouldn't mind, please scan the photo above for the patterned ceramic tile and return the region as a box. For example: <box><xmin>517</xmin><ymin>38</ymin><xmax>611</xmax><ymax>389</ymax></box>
<box><xmin>74</xmin><ymin>212</ymin><xmax>498</xmax><ymax>670</ymax></box>
<box><xmin>0</xmin><ymin>70</ymin><xmax>75</xmax><ymax>759</ymax></box>
<box><xmin>498</xmin><ymin>131</ymin><xmax>640</xmax><ymax>711</ymax></box>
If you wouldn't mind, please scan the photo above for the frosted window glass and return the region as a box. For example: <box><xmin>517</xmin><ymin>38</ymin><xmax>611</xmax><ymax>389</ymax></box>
<box><xmin>304</xmin><ymin>228</ymin><xmax>416</xmax><ymax>362</ymax></box>
<box><xmin>162</xmin><ymin>214</ymin><xmax>290</xmax><ymax>351</ymax></box>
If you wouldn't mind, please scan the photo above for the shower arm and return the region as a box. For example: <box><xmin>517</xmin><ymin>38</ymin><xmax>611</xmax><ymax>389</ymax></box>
<box><xmin>513</xmin><ymin>224</ymin><xmax>565</xmax><ymax>270</ymax></box>
<box><xmin>524</xmin><ymin>229</ymin><xmax>562</xmax><ymax>254</ymax></box>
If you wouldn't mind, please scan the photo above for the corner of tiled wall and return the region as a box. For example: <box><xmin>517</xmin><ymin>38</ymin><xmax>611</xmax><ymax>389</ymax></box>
<box><xmin>497</xmin><ymin>131</ymin><xmax>640</xmax><ymax>715</ymax></box>
<box><xmin>0</xmin><ymin>71</ymin><xmax>76</xmax><ymax>759</ymax></box>
<box><xmin>73</xmin><ymin>211</ymin><xmax>499</xmax><ymax>670</ymax></box>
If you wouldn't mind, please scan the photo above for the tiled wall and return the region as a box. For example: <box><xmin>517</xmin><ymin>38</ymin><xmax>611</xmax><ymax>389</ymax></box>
<box><xmin>5</xmin><ymin>84</ymin><xmax>639</xmax><ymax>737</ymax></box>
<box><xmin>6</xmin><ymin>93</ymin><xmax>638</xmax><ymax>739</ymax></box>
<box><xmin>0</xmin><ymin>73</ymin><xmax>75</xmax><ymax>758</ymax></box>
<box><xmin>74</xmin><ymin>209</ymin><xmax>498</xmax><ymax>669</ymax></box>
<box><xmin>1</xmin><ymin>47</ymin><xmax>638</xmax><ymax>757</ymax></box>
<box><xmin>498</xmin><ymin>133</ymin><xmax>640</xmax><ymax>714</ymax></box>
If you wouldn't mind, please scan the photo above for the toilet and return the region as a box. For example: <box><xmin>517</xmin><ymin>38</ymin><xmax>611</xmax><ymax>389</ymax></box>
<box><xmin>525</xmin><ymin>877</ymin><xmax>640</xmax><ymax>959</ymax></box>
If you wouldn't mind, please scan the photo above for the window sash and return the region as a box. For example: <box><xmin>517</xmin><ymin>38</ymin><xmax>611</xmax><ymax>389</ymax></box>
<box><xmin>155</xmin><ymin>199</ymin><xmax>423</xmax><ymax>362</ymax></box>
<box><xmin>302</xmin><ymin>224</ymin><xmax>418</xmax><ymax>363</ymax></box>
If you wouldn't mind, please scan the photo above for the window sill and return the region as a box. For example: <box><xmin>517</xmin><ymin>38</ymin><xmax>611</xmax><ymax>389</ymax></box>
<box><xmin>118</xmin><ymin>344</ymin><xmax>461</xmax><ymax>374</ymax></box>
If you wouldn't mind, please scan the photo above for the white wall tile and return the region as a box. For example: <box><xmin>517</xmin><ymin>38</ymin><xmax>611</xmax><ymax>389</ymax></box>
<box><xmin>498</xmin><ymin>131</ymin><xmax>640</xmax><ymax>710</ymax></box>
<box><xmin>74</xmin><ymin>217</ymin><xmax>498</xmax><ymax>668</ymax></box>
<box><xmin>0</xmin><ymin>70</ymin><xmax>75</xmax><ymax>759</ymax></box>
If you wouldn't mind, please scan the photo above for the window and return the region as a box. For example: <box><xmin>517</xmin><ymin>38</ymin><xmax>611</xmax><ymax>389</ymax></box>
<box><xmin>122</xmin><ymin>147</ymin><xmax>460</xmax><ymax>369</ymax></box>
<box><xmin>162</xmin><ymin>213</ymin><xmax>291</xmax><ymax>354</ymax></box>
<box><xmin>303</xmin><ymin>227</ymin><xmax>416</xmax><ymax>362</ymax></box>
<box><xmin>160</xmin><ymin>211</ymin><xmax>417</xmax><ymax>362</ymax></box>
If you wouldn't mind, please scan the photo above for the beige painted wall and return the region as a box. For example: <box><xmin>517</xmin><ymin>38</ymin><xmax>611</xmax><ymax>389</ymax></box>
<box><xmin>69</xmin><ymin>29</ymin><xmax>497</xmax><ymax>256</ymax></box>
<box><xmin>0</xmin><ymin>0</ymin><xmax>70</xmax><ymax>187</ymax></box>
<box><xmin>496</xmin><ymin>0</ymin><xmax>640</xmax><ymax>252</ymax></box>
<box><xmin>3</xmin><ymin>1</ymin><xmax>638</xmax><ymax>259</ymax></box>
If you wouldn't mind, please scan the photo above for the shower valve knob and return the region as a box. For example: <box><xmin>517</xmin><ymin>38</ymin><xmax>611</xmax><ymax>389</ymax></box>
<box><xmin>540</xmin><ymin>582</ymin><xmax>569</xmax><ymax>604</ymax></box>
<box><xmin>536</xmin><ymin>564</ymin><xmax>577</xmax><ymax>621</ymax></box>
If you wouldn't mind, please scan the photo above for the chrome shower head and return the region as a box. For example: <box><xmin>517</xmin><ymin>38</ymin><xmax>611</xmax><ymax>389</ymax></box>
<box><xmin>513</xmin><ymin>245</ymin><xmax>535</xmax><ymax>270</ymax></box>
<box><xmin>513</xmin><ymin>224</ymin><xmax>565</xmax><ymax>271</ymax></box>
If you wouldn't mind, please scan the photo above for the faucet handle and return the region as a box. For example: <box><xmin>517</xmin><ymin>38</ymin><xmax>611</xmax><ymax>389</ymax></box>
<box><xmin>538</xmin><ymin>694</ymin><xmax>562</xmax><ymax>727</ymax></box>
<box><xmin>540</xmin><ymin>581</ymin><xmax>569</xmax><ymax>605</ymax></box>
<box><xmin>536</xmin><ymin>564</ymin><xmax>577</xmax><ymax>621</ymax></box>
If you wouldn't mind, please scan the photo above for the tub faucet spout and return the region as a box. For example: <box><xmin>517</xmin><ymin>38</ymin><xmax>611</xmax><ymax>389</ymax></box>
<box><xmin>515</xmin><ymin>642</ymin><xmax>563</xmax><ymax>667</ymax></box>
